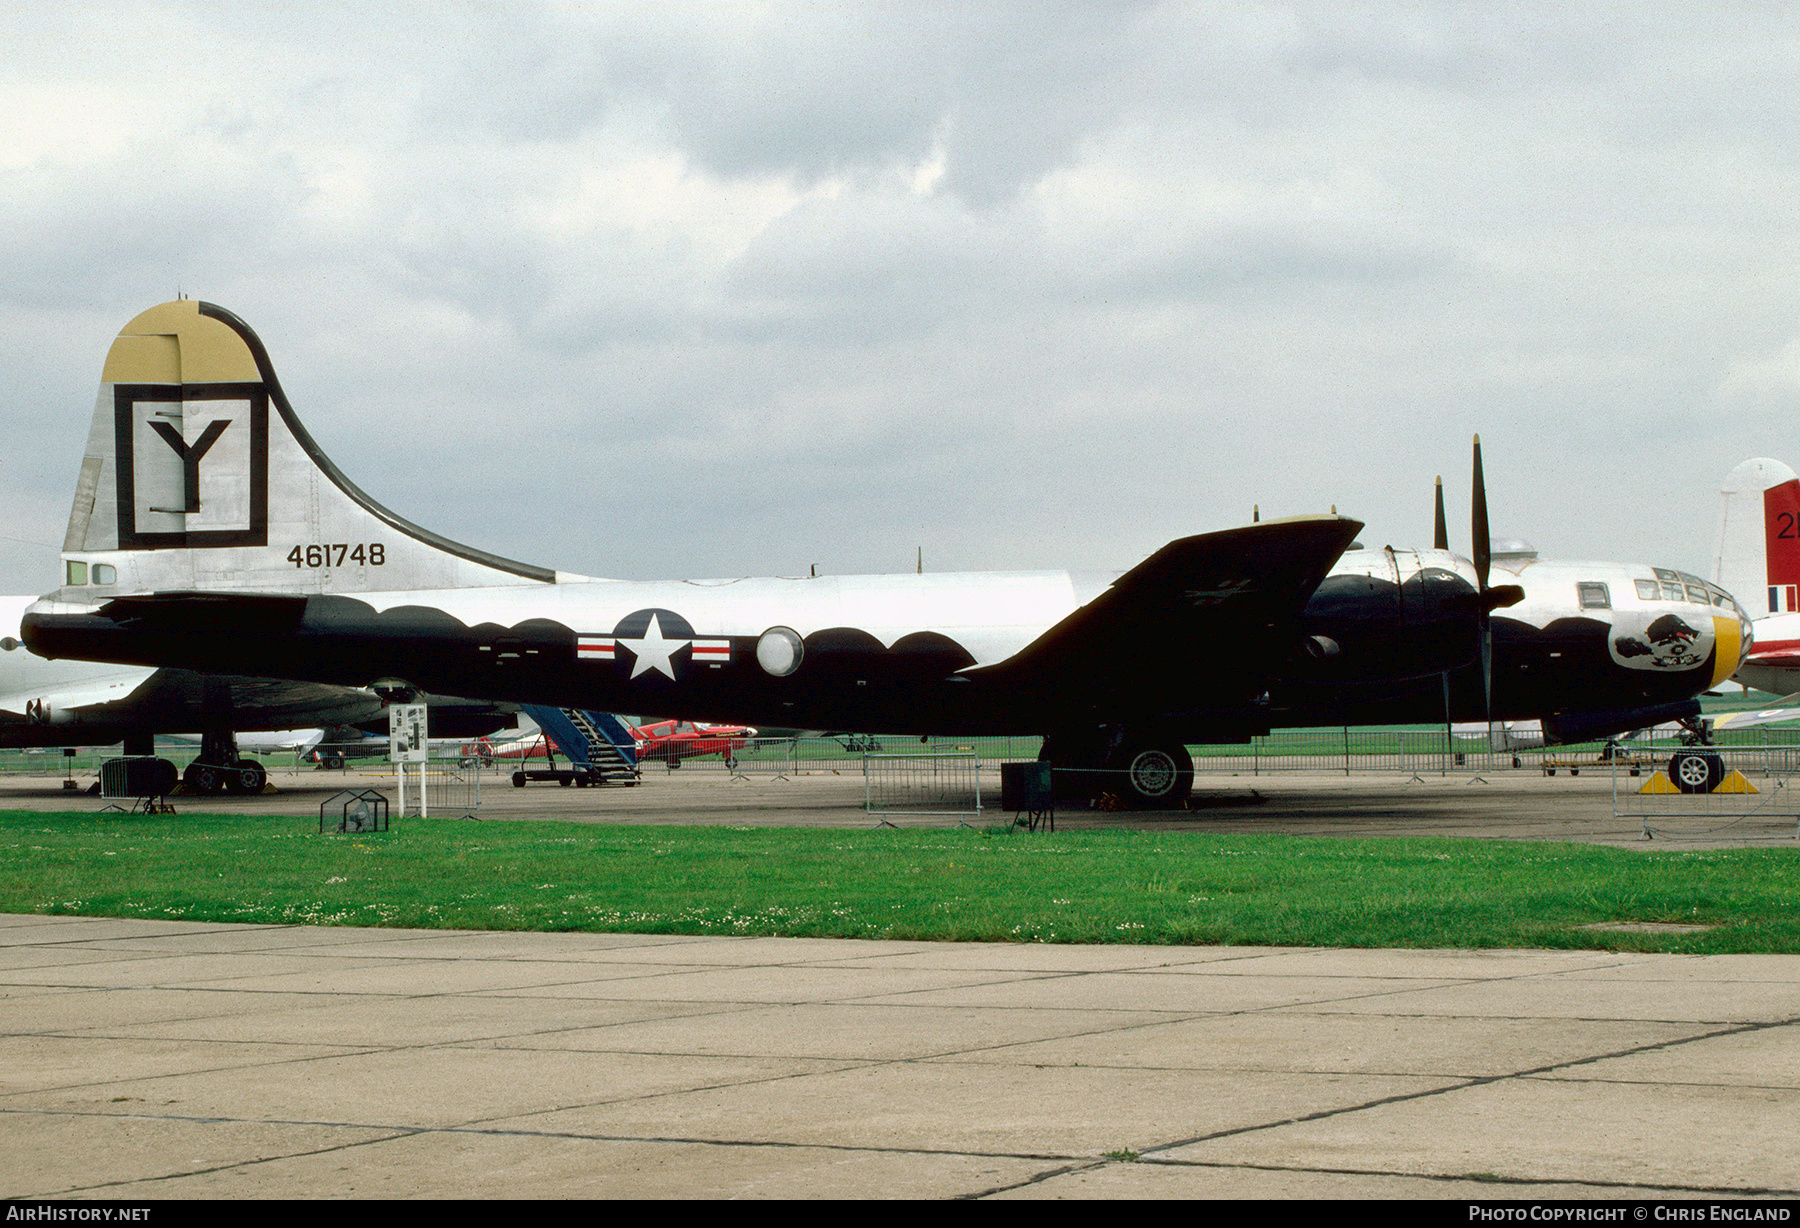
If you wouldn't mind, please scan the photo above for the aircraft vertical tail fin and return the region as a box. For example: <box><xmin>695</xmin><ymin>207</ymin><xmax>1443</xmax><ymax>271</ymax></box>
<box><xmin>1716</xmin><ymin>458</ymin><xmax>1800</xmax><ymax>616</ymax></box>
<box><xmin>56</xmin><ymin>301</ymin><xmax>556</xmax><ymax>602</ymax></box>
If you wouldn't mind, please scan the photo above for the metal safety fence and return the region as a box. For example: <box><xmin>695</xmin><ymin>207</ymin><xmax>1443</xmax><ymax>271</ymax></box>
<box><xmin>0</xmin><ymin>746</ymin><xmax>304</xmax><ymax>780</ymax></box>
<box><xmin>1195</xmin><ymin>729</ymin><xmax>1476</xmax><ymax>777</ymax></box>
<box><xmin>396</xmin><ymin>757</ymin><xmax>484</xmax><ymax>820</ymax></box>
<box><xmin>1613</xmin><ymin>742</ymin><xmax>1800</xmax><ymax>841</ymax></box>
<box><xmin>862</xmin><ymin>751</ymin><xmax>984</xmax><ymax>819</ymax></box>
<box><xmin>1197</xmin><ymin>727</ymin><xmax>1800</xmax><ymax>779</ymax></box>
<box><xmin>635</xmin><ymin>735</ymin><xmax>1042</xmax><ymax>780</ymax></box>
<box><xmin>14</xmin><ymin>726</ymin><xmax>1800</xmax><ymax>799</ymax></box>
<box><xmin>0</xmin><ymin>732</ymin><xmax>1652</xmax><ymax>786</ymax></box>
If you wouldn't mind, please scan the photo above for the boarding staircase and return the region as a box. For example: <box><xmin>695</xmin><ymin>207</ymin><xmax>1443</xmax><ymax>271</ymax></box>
<box><xmin>518</xmin><ymin>705</ymin><xmax>640</xmax><ymax>784</ymax></box>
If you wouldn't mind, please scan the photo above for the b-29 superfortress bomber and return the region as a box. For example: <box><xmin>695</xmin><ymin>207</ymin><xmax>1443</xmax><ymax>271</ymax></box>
<box><xmin>22</xmin><ymin>301</ymin><xmax>1750</xmax><ymax>804</ymax></box>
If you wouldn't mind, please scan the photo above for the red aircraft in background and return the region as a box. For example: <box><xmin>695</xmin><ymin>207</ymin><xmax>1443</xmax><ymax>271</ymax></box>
<box><xmin>630</xmin><ymin>719</ymin><xmax>758</xmax><ymax>766</ymax></box>
<box><xmin>468</xmin><ymin>718</ymin><xmax>757</xmax><ymax>768</ymax></box>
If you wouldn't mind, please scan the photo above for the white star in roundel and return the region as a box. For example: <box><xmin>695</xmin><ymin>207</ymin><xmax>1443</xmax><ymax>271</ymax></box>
<box><xmin>621</xmin><ymin>612</ymin><xmax>688</xmax><ymax>680</ymax></box>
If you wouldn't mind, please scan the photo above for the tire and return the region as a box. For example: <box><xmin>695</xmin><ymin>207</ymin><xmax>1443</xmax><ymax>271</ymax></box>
<box><xmin>324</xmin><ymin>754</ymin><xmax>345</xmax><ymax>771</ymax></box>
<box><xmin>1111</xmin><ymin>742</ymin><xmax>1195</xmax><ymax>809</ymax></box>
<box><xmin>1668</xmin><ymin>750</ymin><xmax>1726</xmax><ymax>794</ymax></box>
<box><xmin>512</xmin><ymin>771</ymin><xmax>526</xmax><ymax>788</ymax></box>
<box><xmin>230</xmin><ymin>759</ymin><xmax>267</xmax><ymax>794</ymax></box>
<box><xmin>184</xmin><ymin>761</ymin><xmax>223</xmax><ymax>795</ymax></box>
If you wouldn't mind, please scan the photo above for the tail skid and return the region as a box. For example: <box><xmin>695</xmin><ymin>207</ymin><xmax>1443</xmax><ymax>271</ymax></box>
<box><xmin>57</xmin><ymin>300</ymin><xmax>555</xmax><ymax>605</ymax></box>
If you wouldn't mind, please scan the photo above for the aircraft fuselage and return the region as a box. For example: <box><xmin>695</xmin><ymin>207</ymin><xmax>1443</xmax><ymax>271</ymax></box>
<box><xmin>26</xmin><ymin>549</ymin><xmax>1750</xmax><ymax>743</ymax></box>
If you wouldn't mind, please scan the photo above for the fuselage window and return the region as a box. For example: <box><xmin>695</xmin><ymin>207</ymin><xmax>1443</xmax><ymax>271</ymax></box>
<box><xmin>64</xmin><ymin>560</ymin><xmax>86</xmax><ymax>586</ymax></box>
<box><xmin>1578</xmin><ymin>582</ymin><xmax>1611</xmax><ymax>610</ymax></box>
<box><xmin>1662</xmin><ymin>582</ymin><xmax>1685</xmax><ymax>602</ymax></box>
<box><xmin>1635</xmin><ymin>579</ymin><xmax>1661</xmax><ymax>601</ymax></box>
<box><xmin>1684</xmin><ymin>584</ymin><xmax>1709</xmax><ymax>604</ymax></box>
<box><xmin>93</xmin><ymin>564</ymin><xmax>116</xmax><ymax>585</ymax></box>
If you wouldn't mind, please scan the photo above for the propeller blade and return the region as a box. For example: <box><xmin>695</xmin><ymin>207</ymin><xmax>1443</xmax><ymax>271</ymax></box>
<box><xmin>1480</xmin><ymin>626</ymin><xmax>1493</xmax><ymax>731</ymax></box>
<box><xmin>1433</xmin><ymin>477</ymin><xmax>1448</xmax><ymax>551</ymax></box>
<box><xmin>1472</xmin><ymin>435</ymin><xmax>1491</xmax><ymax>592</ymax></box>
<box><xmin>1470</xmin><ymin>434</ymin><xmax>1494</xmax><ymax>730</ymax></box>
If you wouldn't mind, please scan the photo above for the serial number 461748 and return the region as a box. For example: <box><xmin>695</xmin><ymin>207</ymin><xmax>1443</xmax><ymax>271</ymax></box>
<box><xmin>287</xmin><ymin>544</ymin><xmax>385</xmax><ymax>568</ymax></box>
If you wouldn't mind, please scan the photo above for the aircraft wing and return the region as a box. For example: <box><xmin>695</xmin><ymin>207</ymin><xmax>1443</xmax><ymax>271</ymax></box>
<box><xmin>1743</xmin><ymin>647</ymin><xmax>1800</xmax><ymax>670</ymax></box>
<box><xmin>0</xmin><ymin>666</ymin><xmax>386</xmax><ymax>744</ymax></box>
<box><xmin>966</xmin><ymin>515</ymin><xmax>1363</xmax><ymax>705</ymax></box>
<box><xmin>1710</xmin><ymin>702</ymin><xmax>1800</xmax><ymax>733</ymax></box>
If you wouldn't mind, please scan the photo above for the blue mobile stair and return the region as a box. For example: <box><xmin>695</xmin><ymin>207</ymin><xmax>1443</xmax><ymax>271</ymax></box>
<box><xmin>512</xmin><ymin>706</ymin><xmax>641</xmax><ymax>788</ymax></box>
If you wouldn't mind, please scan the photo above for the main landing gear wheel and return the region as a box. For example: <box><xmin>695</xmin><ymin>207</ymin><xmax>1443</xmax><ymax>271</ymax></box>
<box><xmin>1668</xmin><ymin>750</ymin><xmax>1726</xmax><ymax>794</ymax></box>
<box><xmin>1111</xmin><ymin>743</ymin><xmax>1195</xmax><ymax>809</ymax></box>
<box><xmin>184</xmin><ymin>761</ymin><xmax>223</xmax><ymax>795</ymax></box>
<box><xmin>228</xmin><ymin>759</ymin><xmax>267</xmax><ymax>795</ymax></box>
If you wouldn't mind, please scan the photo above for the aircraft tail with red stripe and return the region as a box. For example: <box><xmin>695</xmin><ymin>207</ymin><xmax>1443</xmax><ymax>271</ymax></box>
<box><xmin>1715</xmin><ymin>458</ymin><xmax>1800</xmax><ymax>617</ymax></box>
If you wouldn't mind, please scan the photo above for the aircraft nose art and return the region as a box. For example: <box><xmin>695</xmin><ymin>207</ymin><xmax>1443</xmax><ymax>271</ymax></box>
<box><xmin>1605</xmin><ymin>608</ymin><xmax>1744</xmax><ymax>686</ymax></box>
<box><xmin>1608</xmin><ymin>609</ymin><xmax>1716</xmax><ymax>675</ymax></box>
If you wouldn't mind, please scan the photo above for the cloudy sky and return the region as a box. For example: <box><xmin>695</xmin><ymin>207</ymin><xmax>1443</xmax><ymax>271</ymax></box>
<box><xmin>4</xmin><ymin>2</ymin><xmax>1799</xmax><ymax>592</ymax></box>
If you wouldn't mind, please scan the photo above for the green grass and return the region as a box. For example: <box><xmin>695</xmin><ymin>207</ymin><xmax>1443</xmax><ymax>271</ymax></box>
<box><xmin>4</xmin><ymin>811</ymin><xmax>1799</xmax><ymax>953</ymax></box>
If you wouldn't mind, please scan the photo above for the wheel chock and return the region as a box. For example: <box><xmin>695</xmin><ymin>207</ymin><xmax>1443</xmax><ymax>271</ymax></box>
<box><xmin>1713</xmin><ymin>770</ymin><xmax>1759</xmax><ymax>794</ymax></box>
<box><xmin>1638</xmin><ymin>775</ymin><xmax>1681</xmax><ymax>795</ymax></box>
